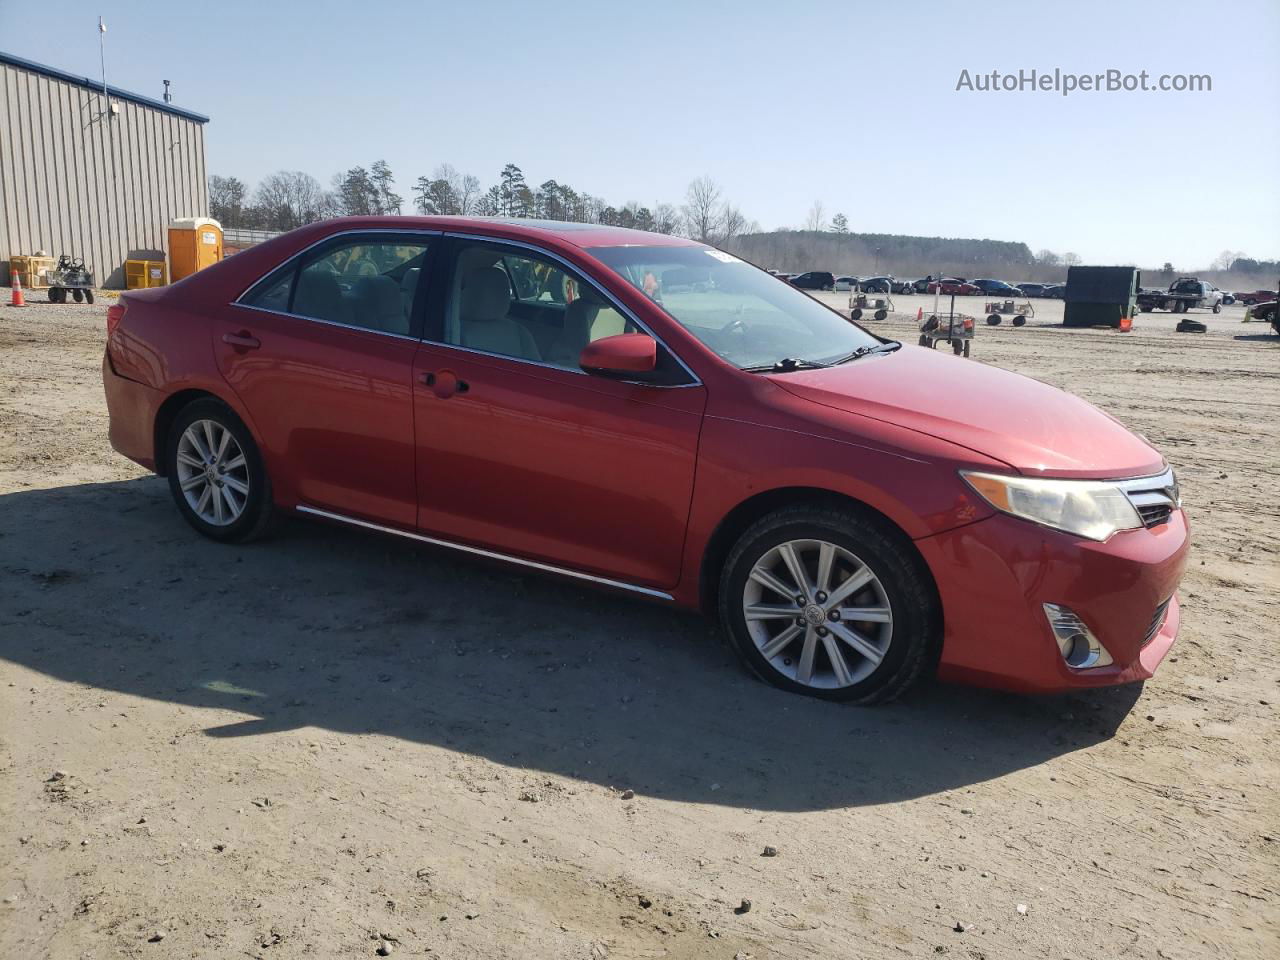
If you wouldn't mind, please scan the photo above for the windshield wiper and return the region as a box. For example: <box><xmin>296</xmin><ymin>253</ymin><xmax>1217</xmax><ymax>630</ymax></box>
<box><xmin>830</xmin><ymin>340</ymin><xmax>902</xmax><ymax>365</ymax></box>
<box><xmin>742</xmin><ymin>357</ymin><xmax>831</xmax><ymax>373</ymax></box>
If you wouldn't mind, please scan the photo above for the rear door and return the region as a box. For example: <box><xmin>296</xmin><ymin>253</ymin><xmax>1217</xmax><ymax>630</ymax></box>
<box><xmin>411</xmin><ymin>236</ymin><xmax>706</xmax><ymax>590</ymax></box>
<box><xmin>215</xmin><ymin>231</ymin><xmax>436</xmax><ymax>527</ymax></box>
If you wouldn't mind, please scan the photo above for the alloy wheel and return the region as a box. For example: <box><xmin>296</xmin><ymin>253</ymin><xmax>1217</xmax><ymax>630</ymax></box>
<box><xmin>742</xmin><ymin>539</ymin><xmax>894</xmax><ymax>690</ymax></box>
<box><xmin>175</xmin><ymin>419</ymin><xmax>249</xmax><ymax>526</ymax></box>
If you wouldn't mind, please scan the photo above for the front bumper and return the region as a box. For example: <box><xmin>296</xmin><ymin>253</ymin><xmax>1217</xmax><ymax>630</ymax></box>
<box><xmin>916</xmin><ymin>509</ymin><xmax>1189</xmax><ymax>694</ymax></box>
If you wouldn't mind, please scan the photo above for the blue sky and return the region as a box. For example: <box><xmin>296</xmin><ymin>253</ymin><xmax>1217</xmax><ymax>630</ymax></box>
<box><xmin>3</xmin><ymin>0</ymin><xmax>1276</xmax><ymax>266</ymax></box>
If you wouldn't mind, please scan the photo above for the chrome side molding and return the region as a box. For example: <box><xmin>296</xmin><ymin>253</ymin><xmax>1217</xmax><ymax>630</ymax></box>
<box><xmin>294</xmin><ymin>505</ymin><xmax>675</xmax><ymax>601</ymax></box>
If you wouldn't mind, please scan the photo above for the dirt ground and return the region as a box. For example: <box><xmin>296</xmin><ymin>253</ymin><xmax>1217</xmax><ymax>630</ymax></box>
<box><xmin>1</xmin><ymin>292</ymin><xmax>1277</xmax><ymax>960</ymax></box>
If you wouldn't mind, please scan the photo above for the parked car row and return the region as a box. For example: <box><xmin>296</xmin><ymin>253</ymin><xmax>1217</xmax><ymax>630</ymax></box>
<box><xmin>762</xmin><ymin>266</ymin><xmax>1259</xmax><ymax>311</ymax></box>
<box><xmin>772</xmin><ymin>270</ymin><xmax>1067</xmax><ymax>298</ymax></box>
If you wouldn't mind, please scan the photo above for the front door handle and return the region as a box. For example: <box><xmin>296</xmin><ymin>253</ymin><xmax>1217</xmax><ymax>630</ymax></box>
<box><xmin>222</xmin><ymin>331</ymin><xmax>261</xmax><ymax>350</ymax></box>
<box><xmin>420</xmin><ymin>370</ymin><xmax>469</xmax><ymax>398</ymax></box>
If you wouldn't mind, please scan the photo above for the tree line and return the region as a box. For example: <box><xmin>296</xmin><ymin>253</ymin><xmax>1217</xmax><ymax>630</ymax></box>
<box><xmin>208</xmin><ymin>167</ymin><xmax>1274</xmax><ymax>284</ymax></box>
<box><xmin>208</xmin><ymin>163</ymin><xmax>754</xmax><ymax>244</ymax></box>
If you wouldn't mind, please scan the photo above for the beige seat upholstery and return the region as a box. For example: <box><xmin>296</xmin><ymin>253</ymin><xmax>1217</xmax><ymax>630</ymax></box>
<box><xmin>547</xmin><ymin>296</ymin><xmax>601</xmax><ymax>367</ymax></box>
<box><xmin>459</xmin><ymin>267</ymin><xmax>541</xmax><ymax>361</ymax></box>
<box><xmin>294</xmin><ymin>268</ymin><xmax>355</xmax><ymax>326</ymax></box>
<box><xmin>354</xmin><ymin>276</ymin><xmax>407</xmax><ymax>334</ymax></box>
<box><xmin>547</xmin><ymin>294</ymin><xmax>632</xmax><ymax>368</ymax></box>
<box><xmin>399</xmin><ymin>267</ymin><xmax>421</xmax><ymax>321</ymax></box>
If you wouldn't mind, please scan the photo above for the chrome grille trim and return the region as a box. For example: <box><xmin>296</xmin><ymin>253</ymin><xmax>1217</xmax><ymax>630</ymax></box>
<box><xmin>1117</xmin><ymin>468</ymin><xmax>1179</xmax><ymax>529</ymax></box>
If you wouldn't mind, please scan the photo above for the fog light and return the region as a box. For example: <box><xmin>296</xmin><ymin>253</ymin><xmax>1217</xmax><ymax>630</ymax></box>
<box><xmin>1043</xmin><ymin>603</ymin><xmax>1113</xmax><ymax>669</ymax></box>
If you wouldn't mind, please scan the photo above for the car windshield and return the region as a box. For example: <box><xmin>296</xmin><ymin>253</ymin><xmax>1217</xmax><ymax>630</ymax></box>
<box><xmin>587</xmin><ymin>245</ymin><xmax>879</xmax><ymax>370</ymax></box>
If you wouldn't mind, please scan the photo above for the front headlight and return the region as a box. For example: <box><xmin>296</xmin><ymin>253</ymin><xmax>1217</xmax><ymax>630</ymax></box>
<box><xmin>961</xmin><ymin>471</ymin><xmax>1142</xmax><ymax>541</ymax></box>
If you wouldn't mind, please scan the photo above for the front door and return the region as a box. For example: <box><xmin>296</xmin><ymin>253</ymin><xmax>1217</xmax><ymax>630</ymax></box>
<box><xmin>215</xmin><ymin>232</ymin><xmax>435</xmax><ymax>528</ymax></box>
<box><xmin>412</xmin><ymin>238</ymin><xmax>706</xmax><ymax>590</ymax></box>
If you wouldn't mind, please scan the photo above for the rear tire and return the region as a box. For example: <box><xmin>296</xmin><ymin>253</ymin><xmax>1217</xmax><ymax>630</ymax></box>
<box><xmin>850</xmin><ymin>307</ymin><xmax>863</xmax><ymax>321</ymax></box>
<box><xmin>986</xmin><ymin>314</ymin><xmax>1001</xmax><ymax>325</ymax></box>
<box><xmin>718</xmin><ymin>505</ymin><xmax>939</xmax><ymax>704</ymax></box>
<box><xmin>165</xmin><ymin>398</ymin><xmax>275</xmax><ymax>543</ymax></box>
<box><xmin>72</xmin><ymin>288</ymin><xmax>84</xmax><ymax>303</ymax></box>
<box><xmin>1012</xmin><ymin>314</ymin><xmax>1026</xmax><ymax>326</ymax></box>
<box><xmin>84</xmin><ymin>290</ymin><xmax>94</xmax><ymax>304</ymax></box>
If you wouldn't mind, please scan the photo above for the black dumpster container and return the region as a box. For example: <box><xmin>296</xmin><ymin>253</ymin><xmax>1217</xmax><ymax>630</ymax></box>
<box><xmin>1063</xmin><ymin>266</ymin><xmax>1141</xmax><ymax>328</ymax></box>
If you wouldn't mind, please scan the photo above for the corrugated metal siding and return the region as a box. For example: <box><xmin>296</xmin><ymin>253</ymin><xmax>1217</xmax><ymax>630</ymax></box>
<box><xmin>0</xmin><ymin>60</ymin><xmax>207</xmax><ymax>288</ymax></box>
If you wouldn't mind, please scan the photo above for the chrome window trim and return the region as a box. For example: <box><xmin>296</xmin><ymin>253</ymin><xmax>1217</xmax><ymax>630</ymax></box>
<box><xmin>232</xmin><ymin>228</ymin><xmax>441</xmax><ymax>340</ymax></box>
<box><xmin>228</xmin><ymin>301</ymin><xmax>421</xmax><ymax>342</ymax></box>
<box><xmin>295</xmin><ymin>505</ymin><xmax>674</xmax><ymax>601</ymax></box>
<box><xmin>438</xmin><ymin>231</ymin><xmax>703</xmax><ymax>388</ymax></box>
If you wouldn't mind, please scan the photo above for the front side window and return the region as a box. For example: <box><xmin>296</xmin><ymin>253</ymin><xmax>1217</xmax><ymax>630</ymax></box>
<box><xmin>443</xmin><ymin>243</ymin><xmax>639</xmax><ymax>369</ymax></box>
<box><xmin>587</xmin><ymin>245</ymin><xmax>880</xmax><ymax>370</ymax></box>
<box><xmin>242</xmin><ymin>237</ymin><xmax>429</xmax><ymax>335</ymax></box>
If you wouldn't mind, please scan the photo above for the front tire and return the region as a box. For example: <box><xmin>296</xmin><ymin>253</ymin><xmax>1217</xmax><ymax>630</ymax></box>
<box><xmin>718</xmin><ymin>505</ymin><xmax>939</xmax><ymax>703</ymax></box>
<box><xmin>165</xmin><ymin>399</ymin><xmax>274</xmax><ymax>543</ymax></box>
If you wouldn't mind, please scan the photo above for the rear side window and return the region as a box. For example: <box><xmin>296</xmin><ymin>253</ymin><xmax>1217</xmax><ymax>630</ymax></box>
<box><xmin>241</xmin><ymin>236</ymin><xmax>430</xmax><ymax>335</ymax></box>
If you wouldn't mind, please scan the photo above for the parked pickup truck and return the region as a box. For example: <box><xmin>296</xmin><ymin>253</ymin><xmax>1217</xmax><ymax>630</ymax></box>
<box><xmin>1136</xmin><ymin>277</ymin><xmax>1225</xmax><ymax>314</ymax></box>
<box><xmin>1234</xmin><ymin>289</ymin><xmax>1277</xmax><ymax>306</ymax></box>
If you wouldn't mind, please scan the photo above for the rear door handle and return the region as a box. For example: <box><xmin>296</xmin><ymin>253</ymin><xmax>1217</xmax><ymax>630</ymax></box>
<box><xmin>222</xmin><ymin>331</ymin><xmax>261</xmax><ymax>350</ymax></box>
<box><xmin>419</xmin><ymin>370</ymin><xmax>469</xmax><ymax>398</ymax></box>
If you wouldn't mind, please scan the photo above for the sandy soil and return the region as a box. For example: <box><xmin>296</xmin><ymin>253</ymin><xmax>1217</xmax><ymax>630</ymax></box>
<box><xmin>1</xmin><ymin>294</ymin><xmax>1277</xmax><ymax>959</ymax></box>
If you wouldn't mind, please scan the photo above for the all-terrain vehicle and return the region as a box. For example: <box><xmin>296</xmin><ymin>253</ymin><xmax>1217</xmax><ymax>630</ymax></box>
<box><xmin>47</xmin><ymin>256</ymin><xmax>95</xmax><ymax>304</ymax></box>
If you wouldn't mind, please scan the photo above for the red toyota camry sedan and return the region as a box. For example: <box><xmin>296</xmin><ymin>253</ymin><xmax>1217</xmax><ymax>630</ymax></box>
<box><xmin>103</xmin><ymin>217</ymin><xmax>1188</xmax><ymax>702</ymax></box>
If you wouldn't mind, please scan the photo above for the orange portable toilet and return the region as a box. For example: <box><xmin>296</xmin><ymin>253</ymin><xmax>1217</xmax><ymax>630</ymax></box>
<box><xmin>167</xmin><ymin>217</ymin><xmax>223</xmax><ymax>281</ymax></box>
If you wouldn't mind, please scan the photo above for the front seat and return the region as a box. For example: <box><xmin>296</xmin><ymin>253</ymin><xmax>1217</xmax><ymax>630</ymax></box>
<box><xmin>354</xmin><ymin>275</ymin><xmax>407</xmax><ymax>334</ymax></box>
<box><xmin>546</xmin><ymin>295</ymin><xmax>601</xmax><ymax>367</ymax></box>
<box><xmin>399</xmin><ymin>267</ymin><xmax>421</xmax><ymax>321</ymax></box>
<box><xmin>293</xmin><ymin>268</ymin><xmax>355</xmax><ymax>325</ymax></box>
<box><xmin>459</xmin><ymin>267</ymin><xmax>541</xmax><ymax>361</ymax></box>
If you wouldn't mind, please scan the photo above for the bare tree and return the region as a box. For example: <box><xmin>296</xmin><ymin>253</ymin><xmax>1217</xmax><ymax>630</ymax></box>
<box><xmin>1210</xmin><ymin>249</ymin><xmax>1245</xmax><ymax>271</ymax></box>
<box><xmin>1063</xmin><ymin>252</ymin><xmax>1082</xmax><ymax>267</ymax></box>
<box><xmin>682</xmin><ymin>176</ymin><xmax>723</xmax><ymax>243</ymax></box>
<box><xmin>254</xmin><ymin>171</ymin><xmax>330</xmax><ymax>230</ymax></box>
<box><xmin>1035</xmin><ymin>249</ymin><xmax>1062</xmax><ymax>266</ymax></box>
<box><xmin>652</xmin><ymin>202</ymin><xmax>680</xmax><ymax>235</ymax></box>
<box><xmin>720</xmin><ymin>204</ymin><xmax>746</xmax><ymax>247</ymax></box>
<box><xmin>208</xmin><ymin>175</ymin><xmax>248</xmax><ymax>227</ymax></box>
<box><xmin>804</xmin><ymin>200</ymin><xmax>827</xmax><ymax>232</ymax></box>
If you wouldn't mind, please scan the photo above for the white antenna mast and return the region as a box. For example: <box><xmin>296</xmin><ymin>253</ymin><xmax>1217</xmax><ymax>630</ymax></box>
<box><xmin>98</xmin><ymin>16</ymin><xmax>110</xmax><ymax>120</ymax></box>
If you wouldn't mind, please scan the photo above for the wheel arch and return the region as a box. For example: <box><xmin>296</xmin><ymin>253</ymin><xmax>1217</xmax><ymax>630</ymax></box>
<box><xmin>697</xmin><ymin>486</ymin><xmax>940</xmax><ymax>619</ymax></box>
<box><xmin>152</xmin><ymin>388</ymin><xmax>243</xmax><ymax>476</ymax></box>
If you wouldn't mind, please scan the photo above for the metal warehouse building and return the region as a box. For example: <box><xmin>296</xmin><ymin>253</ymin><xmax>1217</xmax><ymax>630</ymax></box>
<box><xmin>0</xmin><ymin>51</ymin><xmax>209</xmax><ymax>288</ymax></box>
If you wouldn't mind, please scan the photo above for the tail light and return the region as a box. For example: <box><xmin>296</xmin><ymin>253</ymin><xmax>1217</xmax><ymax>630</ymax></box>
<box><xmin>106</xmin><ymin>300</ymin><xmax>127</xmax><ymax>335</ymax></box>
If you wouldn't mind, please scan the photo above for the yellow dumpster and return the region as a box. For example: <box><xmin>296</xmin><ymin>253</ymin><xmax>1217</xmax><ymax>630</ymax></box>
<box><xmin>125</xmin><ymin>259</ymin><xmax>168</xmax><ymax>289</ymax></box>
<box><xmin>167</xmin><ymin>217</ymin><xmax>223</xmax><ymax>281</ymax></box>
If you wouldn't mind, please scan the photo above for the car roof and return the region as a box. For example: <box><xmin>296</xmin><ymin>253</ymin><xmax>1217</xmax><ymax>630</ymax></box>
<box><xmin>333</xmin><ymin>215</ymin><xmax>702</xmax><ymax>249</ymax></box>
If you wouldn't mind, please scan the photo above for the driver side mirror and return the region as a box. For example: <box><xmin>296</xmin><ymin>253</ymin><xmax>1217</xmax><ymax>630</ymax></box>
<box><xmin>579</xmin><ymin>333</ymin><xmax>658</xmax><ymax>379</ymax></box>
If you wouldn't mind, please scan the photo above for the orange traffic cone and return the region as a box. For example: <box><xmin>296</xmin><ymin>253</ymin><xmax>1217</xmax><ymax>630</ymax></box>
<box><xmin>1118</xmin><ymin>314</ymin><xmax>1132</xmax><ymax>332</ymax></box>
<box><xmin>916</xmin><ymin>307</ymin><xmax>923</xmax><ymax>321</ymax></box>
<box><xmin>8</xmin><ymin>270</ymin><xmax>26</xmax><ymax>307</ymax></box>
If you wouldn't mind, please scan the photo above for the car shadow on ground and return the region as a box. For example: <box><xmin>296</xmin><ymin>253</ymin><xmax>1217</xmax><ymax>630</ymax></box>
<box><xmin>0</xmin><ymin>477</ymin><xmax>1143</xmax><ymax>812</ymax></box>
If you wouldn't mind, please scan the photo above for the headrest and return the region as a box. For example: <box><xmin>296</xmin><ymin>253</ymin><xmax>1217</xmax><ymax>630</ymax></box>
<box><xmin>460</xmin><ymin>267</ymin><xmax>511</xmax><ymax>322</ymax></box>
<box><xmin>355</xmin><ymin>275</ymin><xmax>401</xmax><ymax>313</ymax></box>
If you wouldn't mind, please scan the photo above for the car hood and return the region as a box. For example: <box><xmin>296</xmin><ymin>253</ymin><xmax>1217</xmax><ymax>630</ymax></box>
<box><xmin>770</xmin><ymin>346</ymin><xmax>1165</xmax><ymax>479</ymax></box>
